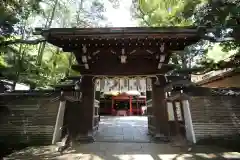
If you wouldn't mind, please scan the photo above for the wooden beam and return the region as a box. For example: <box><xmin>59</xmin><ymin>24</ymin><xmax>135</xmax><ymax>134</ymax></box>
<box><xmin>60</xmin><ymin>40</ymin><xmax>195</xmax><ymax>52</ymax></box>
<box><xmin>72</xmin><ymin>48</ymin><xmax>162</xmax><ymax>59</ymax></box>
<box><xmin>72</xmin><ymin>50</ymin><xmax>172</xmax><ymax>67</ymax></box>
<box><xmin>83</xmin><ymin>56</ymin><xmax>170</xmax><ymax>73</ymax></box>
<box><xmin>72</xmin><ymin>60</ymin><xmax>175</xmax><ymax>76</ymax></box>
<box><xmin>35</xmin><ymin>26</ymin><xmax>204</xmax><ymax>37</ymax></box>
<box><xmin>65</xmin><ymin>76</ymin><xmax>81</xmax><ymax>80</ymax></box>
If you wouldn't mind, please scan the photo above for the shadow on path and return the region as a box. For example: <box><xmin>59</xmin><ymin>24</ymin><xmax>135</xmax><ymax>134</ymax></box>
<box><xmin>4</xmin><ymin>116</ymin><xmax>240</xmax><ymax>160</ymax></box>
<box><xmin>5</xmin><ymin>142</ymin><xmax>240</xmax><ymax>160</ymax></box>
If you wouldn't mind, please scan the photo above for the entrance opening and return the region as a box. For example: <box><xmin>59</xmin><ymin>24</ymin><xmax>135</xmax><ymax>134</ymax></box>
<box><xmin>95</xmin><ymin>78</ymin><xmax>151</xmax><ymax>142</ymax></box>
<box><xmin>114</xmin><ymin>100</ymin><xmax>129</xmax><ymax>116</ymax></box>
<box><xmin>95</xmin><ymin>116</ymin><xmax>150</xmax><ymax>143</ymax></box>
<box><xmin>114</xmin><ymin>100</ymin><xmax>129</xmax><ymax>110</ymax></box>
<box><xmin>99</xmin><ymin>91</ymin><xmax>146</xmax><ymax>116</ymax></box>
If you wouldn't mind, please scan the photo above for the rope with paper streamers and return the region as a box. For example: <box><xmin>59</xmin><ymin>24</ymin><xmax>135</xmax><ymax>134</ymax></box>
<box><xmin>91</xmin><ymin>74</ymin><xmax>161</xmax><ymax>86</ymax></box>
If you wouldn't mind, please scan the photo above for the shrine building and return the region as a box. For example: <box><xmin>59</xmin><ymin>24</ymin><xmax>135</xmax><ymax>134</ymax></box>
<box><xmin>95</xmin><ymin>78</ymin><xmax>148</xmax><ymax>116</ymax></box>
<box><xmin>34</xmin><ymin>26</ymin><xmax>214</xmax><ymax>142</ymax></box>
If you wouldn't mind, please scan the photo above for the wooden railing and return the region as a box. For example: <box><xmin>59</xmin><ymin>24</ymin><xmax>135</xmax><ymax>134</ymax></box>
<box><xmin>93</xmin><ymin>99</ymin><xmax>100</xmax><ymax>132</ymax></box>
<box><xmin>146</xmin><ymin>99</ymin><xmax>155</xmax><ymax>135</ymax></box>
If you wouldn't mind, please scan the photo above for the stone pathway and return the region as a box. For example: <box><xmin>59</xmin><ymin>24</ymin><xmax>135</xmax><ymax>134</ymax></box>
<box><xmin>4</xmin><ymin>116</ymin><xmax>240</xmax><ymax>159</ymax></box>
<box><xmin>5</xmin><ymin>142</ymin><xmax>240</xmax><ymax>160</ymax></box>
<box><xmin>95</xmin><ymin>116</ymin><xmax>151</xmax><ymax>142</ymax></box>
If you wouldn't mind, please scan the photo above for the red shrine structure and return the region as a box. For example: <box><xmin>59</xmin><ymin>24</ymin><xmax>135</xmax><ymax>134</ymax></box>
<box><xmin>100</xmin><ymin>91</ymin><xmax>146</xmax><ymax>116</ymax></box>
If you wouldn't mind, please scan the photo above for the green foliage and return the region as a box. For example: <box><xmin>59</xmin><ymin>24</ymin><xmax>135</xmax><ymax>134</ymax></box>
<box><xmin>0</xmin><ymin>0</ymin><xmax>108</xmax><ymax>89</ymax></box>
<box><xmin>206</xmin><ymin>44</ymin><xmax>237</xmax><ymax>62</ymax></box>
<box><xmin>190</xmin><ymin>0</ymin><xmax>240</xmax><ymax>27</ymax></box>
<box><xmin>132</xmin><ymin>0</ymin><xmax>208</xmax><ymax>76</ymax></box>
<box><xmin>132</xmin><ymin>0</ymin><xmax>240</xmax><ymax>75</ymax></box>
<box><xmin>187</xmin><ymin>0</ymin><xmax>240</xmax><ymax>71</ymax></box>
<box><xmin>132</xmin><ymin>0</ymin><xmax>195</xmax><ymax>27</ymax></box>
<box><xmin>0</xmin><ymin>0</ymin><xmax>43</xmax><ymax>37</ymax></box>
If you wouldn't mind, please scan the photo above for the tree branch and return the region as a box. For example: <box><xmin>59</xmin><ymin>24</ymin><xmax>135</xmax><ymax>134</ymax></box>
<box><xmin>0</xmin><ymin>38</ymin><xmax>46</xmax><ymax>46</ymax></box>
<box><xmin>137</xmin><ymin>7</ymin><xmax>151</xmax><ymax>26</ymax></box>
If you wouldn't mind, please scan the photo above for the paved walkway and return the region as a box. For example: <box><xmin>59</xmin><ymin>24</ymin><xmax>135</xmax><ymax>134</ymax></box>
<box><xmin>4</xmin><ymin>116</ymin><xmax>240</xmax><ymax>160</ymax></box>
<box><xmin>95</xmin><ymin>116</ymin><xmax>151</xmax><ymax>142</ymax></box>
<box><xmin>5</xmin><ymin>142</ymin><xmax>240</xmax><ymax>160</ymax></box>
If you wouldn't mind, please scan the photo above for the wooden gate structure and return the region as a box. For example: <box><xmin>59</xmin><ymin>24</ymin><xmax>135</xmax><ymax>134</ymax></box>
<box><xmin>35</xmin><ymin>27</ymin><xmax>211</xmax><ymax>141</ymax></box>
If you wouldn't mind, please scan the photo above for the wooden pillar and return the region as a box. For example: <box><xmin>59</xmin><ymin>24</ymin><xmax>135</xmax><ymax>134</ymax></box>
<box><xmin>146</xmin><ymin>91</ymin><xmax>152</xmax><ymax>100</ymax></box>
<box><xmin>76</xmin><ymin>76</ymin><xmax>95</xmax><ymax>142</ymax></box>
<box><xmin>95</xmin><ymin>79</ymin><xmax>100</xmax><ymax>101</ymax></box>
<box><xmin>95</xmin><ymin>91</ymin><xmax>100</xmax><ymax>101</ymax></box>
<box><xmin>129</xmin><ymin>96</ymin><xmax>132</xmax><ymax>115</ymax></box>
<box><xmin>151</xmin><ymin>76</ymin><xmax>169</xmax><ymax>141</ymax></box>
<box><xmin>111</xmin><ymin>97</ymin><xmax>114</xmax><ymax>115</ymax></box>
<box><xmin>146</xmin><ymin>78</ymin><xmax>152</xmax><ymax>100</ymax></box>
<box><xmin>136</xmin><ymin>97</ymin><xmax>139</xmax><ymax>115</ymax></box>
<box><xmin>146</xmin><ymin>78</ymin><xmax>153</xmax><ymax>134</ymax></box>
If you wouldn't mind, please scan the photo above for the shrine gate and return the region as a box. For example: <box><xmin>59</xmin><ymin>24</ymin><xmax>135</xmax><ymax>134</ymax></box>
<box><xmin>34</xmin><ymin>27</ymin><xmax>210</xmax><ymax>142</ymax></box>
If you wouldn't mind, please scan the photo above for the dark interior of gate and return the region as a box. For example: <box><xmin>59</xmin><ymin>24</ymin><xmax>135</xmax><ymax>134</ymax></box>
<box><xmin>35</xmin><ymin>27</ymin><xmax>207</xmax><ymax>142</ymax></box>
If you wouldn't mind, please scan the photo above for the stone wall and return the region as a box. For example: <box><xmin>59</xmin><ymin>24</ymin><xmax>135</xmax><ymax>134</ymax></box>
<box><xmin>0</xmin><ymin>91</ymin><xmax>60</xmax><ymax>145</ymax></box>
<box><xmin>189</xmin><ymin>96</ymin><xmax>240</xmax><ymax>141</ymax></box>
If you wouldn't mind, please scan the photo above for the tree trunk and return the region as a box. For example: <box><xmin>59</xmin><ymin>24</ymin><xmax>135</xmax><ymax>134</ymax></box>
<box><xmin>36</xmin><ymin>0</ymin><xmax>59</xmax><ymax>66</ymax></box>
<box><xmin>65</xmin><ymin>53</ymin><xmax>73</xmax><ymax>77</ymax></box>
<box><xmin>13</xmin><ymin>23</ymin><xmax>25</xmax><ymax>90</ymax></box>
<box><xmin>50</xmin><ymin>48</ymin><xmax>60</xmax><ymax>85</ymax></box>
<box><xmin>76</xmin><ymin>0</ymin><xmax>84</xmax><ymax>25</ymax></box>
